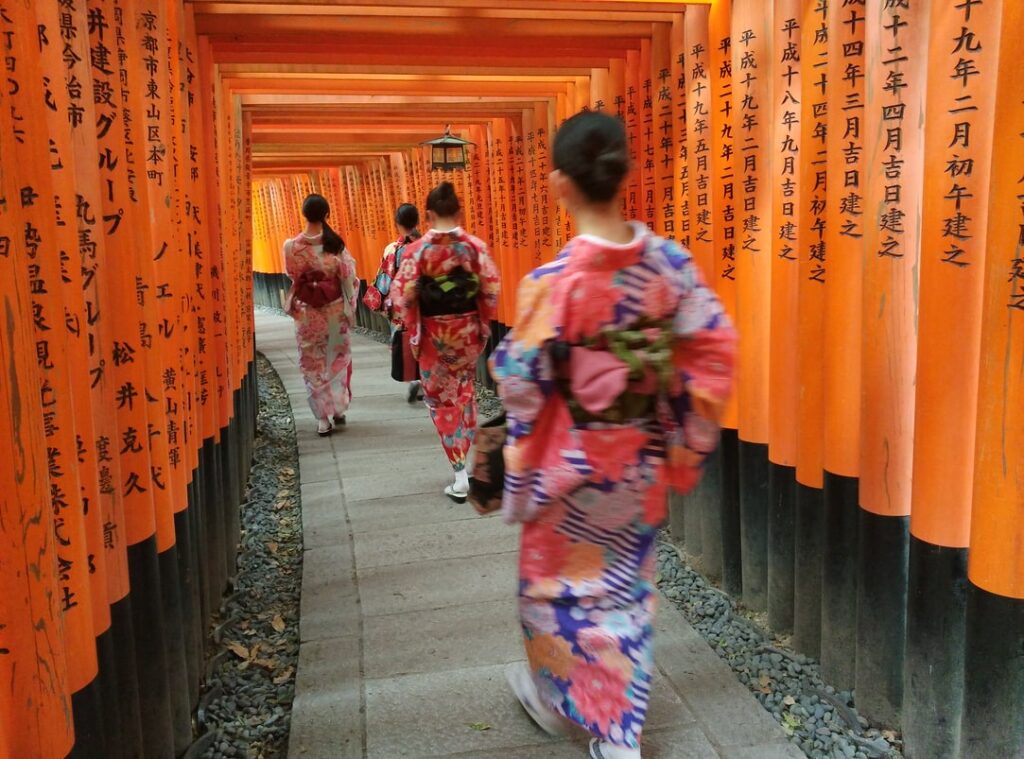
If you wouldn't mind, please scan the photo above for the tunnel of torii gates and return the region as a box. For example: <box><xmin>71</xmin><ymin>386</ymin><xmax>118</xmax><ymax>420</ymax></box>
<box><xmin>0</xmin><ymin>0</ymin><xmax>1021</xmax><ymax>757</ymax></box>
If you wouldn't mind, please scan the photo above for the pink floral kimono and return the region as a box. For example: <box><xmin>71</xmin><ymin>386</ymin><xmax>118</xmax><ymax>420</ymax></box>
<box><xmin>393</xmin><ymin>228</ymin><xmax>500</xmax><ymax>471</ymax></box>
<box><xmin>490</xmin><ymin>223</ymin><xmax>736</xmax><ymax>750</ymax></box>
<box><xmin>284</xmin><ymin>232</ymin><xmax>359</xmax><ymax>420</ymax></box>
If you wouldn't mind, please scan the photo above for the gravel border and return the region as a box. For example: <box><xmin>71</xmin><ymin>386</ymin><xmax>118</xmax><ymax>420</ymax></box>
<box><xmin>655</xmin><ymin>539</ymin><xmax>903</xmax><ymax>759</ymax></box>
<box><xmin>199</xmin><ymin>353</ymin><xmax>302</xmax><ymax>758</ymax></box>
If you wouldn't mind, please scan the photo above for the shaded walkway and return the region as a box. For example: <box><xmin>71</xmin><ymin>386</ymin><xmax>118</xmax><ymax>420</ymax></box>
<box><xmin>255</xmin><ymin>313</ymin><xmax>802</xmax><ymax>758</ymax></box>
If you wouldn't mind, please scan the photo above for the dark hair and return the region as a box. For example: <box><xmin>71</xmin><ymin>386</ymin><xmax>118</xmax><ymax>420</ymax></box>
<box><xmin>394</xmin><ymin>203</ymin><xmax>420</xmax><ymax>230</ymax></box>
<box><xmin>552</xmin><ymin>111</ymin><xmax>629</xmax><ymax>203</ymax></box>
<box><xmin>302</xmin><ymin>193</ymin><xmax>344</xmax><ymax>253</ymax></box>
<box><xmin>425</xmin><ymin>182</ymin><xmax>460</xmax><ymax>218</ymax></box>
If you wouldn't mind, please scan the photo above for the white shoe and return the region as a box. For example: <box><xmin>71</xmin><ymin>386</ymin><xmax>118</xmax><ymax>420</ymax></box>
<box><xmin>444</xmin><ymin>484</ymin><xmax>468</xmax><ymax>503</ymax></box>
<box><xmin>589</xmin><ymin>738</ymin><xmax>641</xmax><ymax>759</ymax></box>
<box><xmin>505</xmin><ymin>662</ymin><xmax>565</xmax><ymax>737</ymax></box>
<box><xmin>317</xmin><ymin>418</ymin><xmax>333</xmax><ymax>437</ymax></box>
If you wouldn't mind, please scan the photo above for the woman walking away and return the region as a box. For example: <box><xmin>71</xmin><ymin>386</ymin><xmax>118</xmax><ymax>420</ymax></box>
<box><xmin>393</xmin><ymin>182</ymin><xmax>500</xmax><ymax>502</ymax></box>
<box><xmin>368</xmin><ymin>203</ymin><xmax>424</xmax><ymax>403</ymax></box>
<box><xmin>284</xmin><ymin>193</ymin><xmax>359</xmax><ymax>437</ymax></box>
<box><xmin>491</xmin><ymin>111</ymin><xmax>736</xmax><ymax>758</ymax></box>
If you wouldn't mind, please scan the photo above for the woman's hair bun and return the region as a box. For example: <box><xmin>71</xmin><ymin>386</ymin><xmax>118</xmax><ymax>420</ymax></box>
<box><xmin>426</xmin><ymin>181</ymin><xmax>461</xmax><ymax>217</ymax></box>
<box><xmin>395</xmin><ymin>203</ymin><xmax>420</xmax><ymax>230</ymax></box>
<box><xmin>552</xmin><ymin>111</ymin><xmax>629</xmax><ymax>203</ymax></box>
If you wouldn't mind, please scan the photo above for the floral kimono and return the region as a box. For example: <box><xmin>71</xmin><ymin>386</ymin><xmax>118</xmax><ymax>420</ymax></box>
<box><xmin>284</xmin><ymin>232</ymin><xmax>359</xmax><ymax>420</ymax></box>
<box><xmin>393</xmin><ymin>228</ymin><xmax>500</xmax><ymax>471</ymax></box>
<box><xmin>490</xmin><ymin>223</ymin><xmax>736</xmax><ymax>750</ymax></box>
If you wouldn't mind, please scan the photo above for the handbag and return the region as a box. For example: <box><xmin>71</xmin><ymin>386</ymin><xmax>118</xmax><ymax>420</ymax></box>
<box><xmin>362</xmin><ymin>284</ymin><xmax>383</xmax><ymax>312</ymax></box>
<box><xmin>293</xmin><ymin>269</ymin><xmax>342</xmax><ymax>308</ymax></box>
<box><xmin>390</xmin><ymin>328</ymin><xmax>420</xmax><ymax>382</ymax></box>
<box><xmin>468</xmin><ymin>411</ymin><xmax>507</xmax><ymax>515</ymax></box>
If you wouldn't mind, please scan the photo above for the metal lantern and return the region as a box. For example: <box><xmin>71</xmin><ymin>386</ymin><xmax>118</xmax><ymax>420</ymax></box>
<box><xmin>422</xmin><ymin>126</ymin><xmax>474</xmax><ymax>171</ymax></box>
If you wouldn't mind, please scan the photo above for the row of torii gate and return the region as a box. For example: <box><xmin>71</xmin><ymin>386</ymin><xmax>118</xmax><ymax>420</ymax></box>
<box><xmin>0</xmin><ymin>1</ymin><xmax>1021</xmax><ymax>758</ymax></box>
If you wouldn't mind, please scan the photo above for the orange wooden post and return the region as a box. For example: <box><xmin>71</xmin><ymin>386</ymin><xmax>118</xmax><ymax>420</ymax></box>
<box><xmin>652</xmin><ymin>22</ymin><xmax>673</xmax><ymax>242</ymax></box>
<box><xmin>640</xmin><ymin>38</ymin><xmax>656</xmax><ymax>230</ymax></box>
<box><xmin>0</xmin><ymin>13</ymin><xmax>76</xmax><ymax>757</ymax></box>
<box><xmin>625</xmin><ymin>49</ymin><xmax>643</xmax><ymax>224</ymax></box>
<box><xmin>962</xmin><ymin>2</ymin><xmax>1019</xmax><ymax>753</ymax></box>
<box><xmin>513</xmin><ymin>117</ymin><xmax>531</xmax><ymax>310</ymax></box>
<box><xmin>858</xmin><ymin>0</ymin><xmax>927</xmax><ymax>729</ymax></box>
<box><xmin>910</xmin><ymin>0</ymin><xmax>1003</xmax><ymax>749</ymax></box>
<box><xmin>793</xmin><ymin>0</ymin><xmax>828</xmax><ymax>659</ymax></box>
<box><xmin>962</xmin><ymin>4</ymin><xmax>1023</xmax><ymax>752</ymax></box>
<box><xmin>819</xmin><ymin>0</ymin><xmax>867</xmax><ymax>690</ymax></box>
<box><xmin>732</xmin><ymin>0</ymin><xmax>773</xmax><ymax>614</ymax></box>
<box><xmin>767</xmin><ymin>0</ymin><xmax>803</xmax><ymax>635</ymax></box>
<box><xmin>670</xmin><ymin>13</ymin><xmax>688</xmax><ymax>249</ymax></box>
<box><xmin>709</xmin><ymin>0</ymin><xmax>742</xmax><ymax>596</ymax></box>
<box><xmin>15</xmin><ymin>0</ymin><xmax>106</xmax><ymax>697</ymax></box>
<box><xmin>196</xmin><ymin>30</ymin><xmax>235</xmax><ymax>662</ymax></box>
<box><xmin>137</xmin><ymin>4</ymin><xmax>196</xmax><ymax>744</ymax></box>
<box><xmin>114</xmin><ymin>1</ymin><xmax>184</xmax><ymax>751</ymax></box>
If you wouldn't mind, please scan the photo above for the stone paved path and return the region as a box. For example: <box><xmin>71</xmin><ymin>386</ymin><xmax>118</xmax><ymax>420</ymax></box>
<box><xmin>256</xmin><ymin>313</ymin><xmax>803</xmax><ymax>759</ymax></box>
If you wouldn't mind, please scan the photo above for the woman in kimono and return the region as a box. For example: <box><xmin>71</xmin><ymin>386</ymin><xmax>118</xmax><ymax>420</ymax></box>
<box><xmin>393</xmin><ymin>182</ymin><xmax>500</xmax><ymax>501</ymax></box>
<box><xmin>368</xmin><ymin>203</ymin><xmax>424</xmax><ymax>403</ymax></box>
<box><xmin>491</xmin><ymin>112</ymin><xmax>736</xmax><ymax>758</ymax></box>
<box><xmin>284</xmin><ymin>193</ymin><xmax>359</xmax><ymax>436</ymax></box>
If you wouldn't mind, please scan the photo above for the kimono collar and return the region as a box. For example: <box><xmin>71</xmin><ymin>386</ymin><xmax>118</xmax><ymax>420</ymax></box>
<box><xmin>561</xmin><ymin>221</ymin><xmax>650</xmax><ymax>271</ymax></box>
<box><xmin>423</xmin><ymin>226</ymin><xmax>469</xmax><ymax>245</ymax></box>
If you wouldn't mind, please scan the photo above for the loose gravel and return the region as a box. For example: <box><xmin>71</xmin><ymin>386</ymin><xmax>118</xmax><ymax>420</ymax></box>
<box><xmin>198</xmin><ymin>353</ymin><xmax>302</xmax><ymax>758</ymax></box>
<box><xmin>655</xmin><ymin>539</ymin><xmax>903</xmax><ymax>759</ymax></box>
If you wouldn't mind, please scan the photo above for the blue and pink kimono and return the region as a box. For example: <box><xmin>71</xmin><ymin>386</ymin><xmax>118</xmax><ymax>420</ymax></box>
<box><xmin>490</xmin><ymin>223</ymin><xmax>736</xmax><ymax>749</ymax></box>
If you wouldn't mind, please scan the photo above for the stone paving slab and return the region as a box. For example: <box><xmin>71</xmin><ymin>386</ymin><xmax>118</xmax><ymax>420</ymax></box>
<box><xmin>357</xmin><ymin>551</ymin><xmax>518</xmax><ymax>617</ymax></box>
<box><xmin>255</xmin><ymin>313</ymin><xmax>802</xmax><ymax>759</ymax></box>
<box><xmin>354</xmin><ymin>514</ymin><xmax>514</xmax><ymax>569</ymax></box>
<box><xmin>345</xmin><ymin>492</ymin><xmax>479</xmax><ymax>532</ymax></box>
<box><xmin>362</xmin><ymin>599</ymin><xmax>522</xmax><ymax>679</ymax></box>
<box><xmin>288</xmin><ymin>636</ymin><xmax>363</xmax><ymax>759</ymax></box>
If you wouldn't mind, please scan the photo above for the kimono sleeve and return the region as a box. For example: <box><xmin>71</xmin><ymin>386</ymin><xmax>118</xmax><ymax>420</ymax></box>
<box><xmin>341</xmin><ymin>249</ymin><xmax>359</xmax><ymax>324</ymax></box>
<box><xmin>489</xmin><ymin>269</ymin><xmax>559</xmax><ymax>437</ymax></box>
<box><xmin>377</xmin><ymin>242</ymin><xmax>399</xmax><ymax>293</ymax></box>
<box><xmin>663</xmin><ymin>248</ymin><xmax>737</xmax><ymax>490</ymax></box>
<box><xmin>391</xmin><ymin>239</ymin><xmax>422</xmax><ymax>336</ymax></box>
<box><xmin>474</xmin><ymin>245</ymin><xmax>501</xmax><ymax>339</ymax></box>
<box><xmin>283</xmin><ymin>238</ymin><xmax>299</xmax><ymax>279</ymax></box>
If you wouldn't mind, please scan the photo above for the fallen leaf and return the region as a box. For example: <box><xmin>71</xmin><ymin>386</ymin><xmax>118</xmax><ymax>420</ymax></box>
<box><xmin>882</xmin><ymin>730</ymin><xmax>897</xmax><ymax>742</ymax></box>
<box><xmin>783</xmin><ymin>695</ymin><xmax>796</xmax><ymax>706</ymax></box>
<box><xmin>273</xmin><ymin>666</ymin><xmax>295</xmax><ymax>685</ymax></box>
<box><xmin>228</xmin><ymin>643</ymin><xmax>250</xmax><ymax>660</ymax></box>
<box><xmin>271</xmin><ymin>614</ymin><xmax>286</xmax><ymax>632</ymax></box>
<box><xmin>467</xmin><ymin>723</ymin><xmax>491</xmax><ymax>732</ymax></box>
<box><xmin>758</xmin><ymin>674</ymin><xmax>773</xmax><ymax>694</ymax></box>
<box><xmin>254</xmin><ymin>658</ymin><xmax>277</xmax><ymax>670</ymax></box>
<box><xmin>267</xmin><ymin>543</ymin><xmax>279</xmax><ymax>555</ymax></box>
<box><xmin>781</xmin><ymin>711</ymin><xmax>802</xmax><ymax>735</ymax></box>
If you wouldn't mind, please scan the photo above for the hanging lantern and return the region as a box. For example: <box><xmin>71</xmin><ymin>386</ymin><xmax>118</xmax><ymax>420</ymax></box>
<box><xmin>422</xmin><ymin>126</ymin><xmax>474</xmax><ymax>171</ymax></box>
